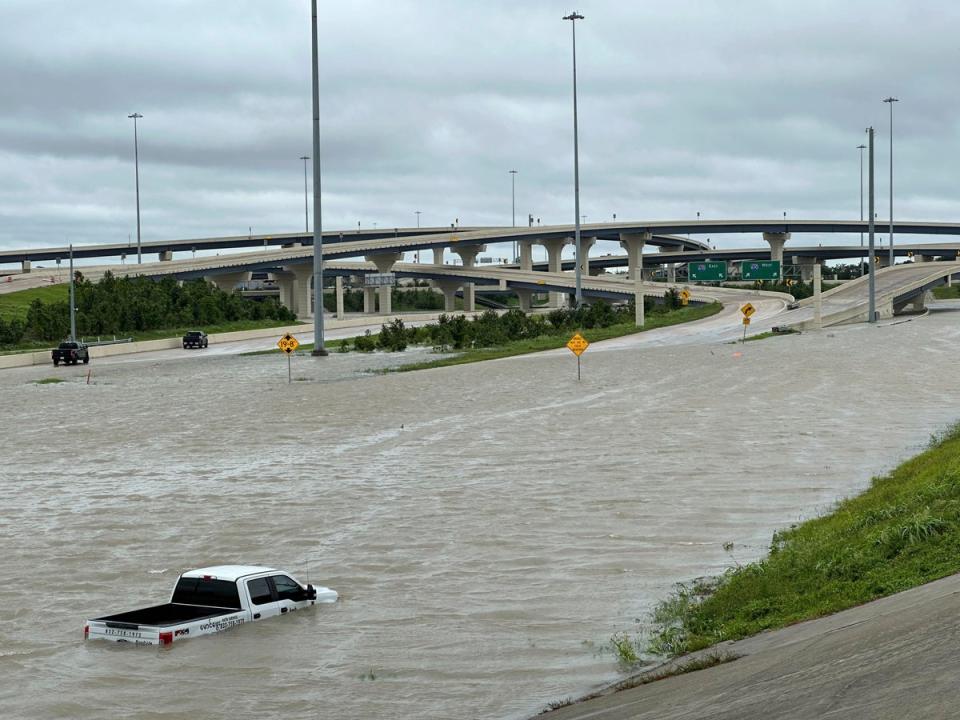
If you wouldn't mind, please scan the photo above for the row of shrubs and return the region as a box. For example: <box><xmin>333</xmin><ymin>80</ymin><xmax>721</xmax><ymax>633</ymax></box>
<box><xmin>339</xmin><ymin>293</ymin><xmax>685</xmax><ymax>353</ymax></box>
<box><xmin>0</xmin><ymin>272</ymin><xmax>295</xmax><ymax>346</ymax></box>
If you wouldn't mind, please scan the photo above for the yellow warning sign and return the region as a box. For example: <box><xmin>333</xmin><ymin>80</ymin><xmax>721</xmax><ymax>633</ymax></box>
<box><xmin>277</xmin><ymin>333</ymin><xmax>300</xmax><ymax>354</ymax></box>
<box><xmin>740</xmin><ymin>302</ymin><xmax>756</xmax><ymax>318</ymax></box>
<box><xmin>742</xmin><ymin>316</ymin><xmax>751</xmax><ymax>326</ymax></box>
<box><xmin>566</xmin><ymin>333</ymin><xmax>589</xmax><ymax>357</ymax></box>
<box><xmin>679</xmin><ymin>288</ymin><xmax>691</xmax><ymax>306</ymax></box>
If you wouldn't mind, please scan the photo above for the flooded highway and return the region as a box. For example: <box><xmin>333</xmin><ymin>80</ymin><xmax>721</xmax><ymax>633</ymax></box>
<box><xmin>2</xmin><ymin>309</ymin><xmax>960</xmax><ymax>719</ymax></box>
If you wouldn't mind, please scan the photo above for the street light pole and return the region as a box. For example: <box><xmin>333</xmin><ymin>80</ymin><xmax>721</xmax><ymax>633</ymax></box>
<box><xmin>509</xmin><ymin>169</ymin><xmax>518</xmax><ymax>262</ymax></box>
<box><xmin>415</xmin><ymin>210</ymin><xmax>421</xmax><ymax>228</ymax></box>
<box><xmin>300</xmin><ymin>155</ymin><xmax>310</xmax><ymax>233</ymax></box>
<box><xmin>857</xmin><ymin>144</ymin><xmax>866</xmax><ymax>276</ymax></box>
<box><xmin>128</xmin><ymin>113</ymin><xmax>143</xmax><ymax>264</ymax></box>
<box><xmin>564</xmin><ymin>11</ymin><xmax>584</xmax><ymax>308</ymax></box>
<box><xmin>309</xmin><ymin>0</ymin><xmax>327</xmax><ymax>356</ymax></box>
<box><xmin>867</xmin><ymin>127</ymin><xmax>876</xmax><ymax>323</ymax></box>
<box><xmin>883</xmin><ymin>97</ymin><xmax>899</xmax><ymax>268</ymax></box>
<box><xmin>69</xmin><ymin>244</ymin><xmax>76</xmax><ymax>341</ymax></box>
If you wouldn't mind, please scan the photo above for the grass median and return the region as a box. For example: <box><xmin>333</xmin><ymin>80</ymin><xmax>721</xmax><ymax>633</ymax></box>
<box><xmin>256</xmin><ymin>303</ymin><xmax>723</xmax><ymax>370</ymax></box>
<box><xmin>644</xmin><ymin>421</ymin><xmax>960</xmax><ymax>657</ymax></box>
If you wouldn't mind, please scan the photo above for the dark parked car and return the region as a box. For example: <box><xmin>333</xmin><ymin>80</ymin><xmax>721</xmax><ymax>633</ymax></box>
<box><xmin>52</xmin><ymin>341</ymin><xmax>90</xmax><ymax>366</ymax></box>
<box><xmin>182</xmin><ymin>330</ymin><xmax>209</xmax><ymax>349</ymax></box>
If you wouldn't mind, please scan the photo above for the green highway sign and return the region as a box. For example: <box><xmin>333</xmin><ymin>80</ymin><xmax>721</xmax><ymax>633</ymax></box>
<box><xmin>688</xmin><ymin>261</ymin><xmax>727</xmax><ymax>282</ymax></box>
<box><xmin>740</xmin><ymin>260</ymin><xmax>781</xmax><ymax>280</ymax></box>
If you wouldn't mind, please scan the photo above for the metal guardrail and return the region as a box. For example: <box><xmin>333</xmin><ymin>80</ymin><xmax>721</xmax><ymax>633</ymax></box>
<box><xmin>80</xmin><ymin>336</ymin><xmax>134</xmax><ymax>346</ymax></box>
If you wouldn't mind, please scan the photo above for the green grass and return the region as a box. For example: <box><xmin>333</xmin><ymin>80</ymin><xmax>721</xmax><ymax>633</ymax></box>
<box><xmin>743</xmin><ymin>328</ymin><xmax>799</xmax><ymax>342</ymax></box>
<box><xmin>932</xmin><ymin>286</ymin><xmax>960</xmax><ymax>300</ymax></box>
<box><xmin>647</xmin><ymin>421</ymin><xmax>960</xmax><ymax>657</ymax></box>
<box><xmin>33</xmin><ymin>377</ymin><xmax>64</xmax><ymax>384</ymax></box>
<box><xmin>0</xmin><ymin>318</ymin><xmax>307</xmax><ymax>355</ymax></box>
<box><xmin>0</xmin><ymin>285</ymin><xmax>68</xmax><ymax>321</ymax></box>
<box><xmin>390</xmin><ymin>304</ymin><xmax>723</xmax><ymax>373</ymax></box>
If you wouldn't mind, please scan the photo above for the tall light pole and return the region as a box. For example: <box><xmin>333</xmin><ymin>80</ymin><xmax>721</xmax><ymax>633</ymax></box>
<box><xmin>509</xmin><ymin>169</ymin><xmax>518</xmax><ymax>262</ymax></box>
<box><xmin>564</xmin><ymin>11</ymin><xmax>584</xmax><ymax>308</ymax></box>
<box><xmin>883</xmin><ymin>97</ymin><xmax>899</xmax><ymax>267</ymax></box>
<box><xmin>300</xmin><ymin>155</ymin><xmax>310</xmax><ymax>233</ymax></box>
<box><xmin>867</xmin><ymin>127</ymin><xmax>876</xmax><ymax>323</ymax></box>
<box><xmin>415</xmin><ymin>210</ymin><xmax>421</xmax><ymax>228</ymax></box>
<box><xmin>128</xmin><ymin>113</ymin><xmax>143</xmax><ymax>264</ymax></box>
<box><xmin>309</xmin><ymin>0</ymin><xmax>327</xmax><ymax>356</ymax></box>
<box><xmin>68</xmin><ymin>244</ymin><xmax>76</xmax><ymax>341</ymax></box>
<box><xmin>857</xmin><ymin>144</ymin><xmax>866</xmax><ymax>276</ymax></box>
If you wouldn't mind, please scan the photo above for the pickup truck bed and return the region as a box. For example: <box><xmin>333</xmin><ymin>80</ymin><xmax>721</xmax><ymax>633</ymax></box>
<box><xmin>94</xmin><ymin>603</ymin><xmax>236</xmax><ymax>627</ymax></box>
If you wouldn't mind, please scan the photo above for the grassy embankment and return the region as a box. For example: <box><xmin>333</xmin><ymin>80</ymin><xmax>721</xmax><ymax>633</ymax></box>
<box><xmin>645</xmin><ymin>422</ymin><xmax>960</xmax><ymax>657</ymax></box>
<box><xmin>281</xmin><ymin>303</ymin><xmax>723</xmax><ymax>371</ymax></box>
<box><xmin>0</xmin><ymin>285</ymin><xmax>305</xmax><ymax>355</ymax></box>
<box><xmin>932</xmin><ymin>286</ymin><xmax>960</xmax><ymax>300</ymax></box>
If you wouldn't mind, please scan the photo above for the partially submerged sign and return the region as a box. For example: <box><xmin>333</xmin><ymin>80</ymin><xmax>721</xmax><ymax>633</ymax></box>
<box><xmin>277</xmin><ymin>333</ymin><xmax>299</xmax><ymax>355</ymax></box>
<box><xmin>566</xmin><ymin>333</ymin><xmax>589</xmax><ymax>357</ymax></box>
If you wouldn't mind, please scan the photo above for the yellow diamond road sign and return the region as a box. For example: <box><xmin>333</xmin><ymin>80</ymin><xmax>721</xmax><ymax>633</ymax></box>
<box><xmin>679</xmin><ymin>288</ymin><xmax>691</xmax><ymax>300</ymax></box>
<box><xmin>566</xmin><ymin>333</ymin><xmax>589</xmax><ymax>357</ymax></box>
<box><xmin>740</xmin><ymin>302</ymin><xmax>756</xmax><ymax>318</ymax></box>
<box><xmin>277</xmin><ymin>333</ymin><xmax>299</xmax><ymax>354</ymax></box>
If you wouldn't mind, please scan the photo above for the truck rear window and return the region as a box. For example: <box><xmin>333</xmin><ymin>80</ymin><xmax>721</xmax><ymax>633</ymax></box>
<box><xmin>172</xmin><ymin>577</ymin><xmax>241</xmax><ymax>609</ymax></box>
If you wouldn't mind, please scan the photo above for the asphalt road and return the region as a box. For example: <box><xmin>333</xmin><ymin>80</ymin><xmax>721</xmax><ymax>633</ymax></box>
<box><xmin>539</xmin><ymin>572</ymin><xmax>960</xmax><ymax>720</ymax></box>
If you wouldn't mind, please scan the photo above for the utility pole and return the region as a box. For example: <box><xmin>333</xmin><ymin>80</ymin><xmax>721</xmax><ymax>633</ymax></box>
<box><xmin>309</xmin><ymin>0</ymin><xmax>328</xmax><ymax>356</ymax></box>
<box><xmin>128</xmin><ymin>113</ymin><xmax>143</xmax><ymax>264</ymax></box>
<box><xmin>858</xmin><ymin>143</ymin><xmax>866</xmax><ymax>276</ymax></box>
<box><xmin>867</xmin><ymin>127</ymin><xmax>876</xmax><ymax>323</ymax></box>
<box><xmin>509</xmin><ymin>170</ymin><xmax>518</xmax><ymax>262</ymax></box>
<box><xmin>883</xmin><ymin>97</ymin><xmax>899</xmax><ymax>267</ymax></box>
<box><xmin>69</xmin><ymin>244</ymin><xmax>76</xmax><ymax>341</ymax></box>
<box><xmin>300</xmin><ymin>155</ymin><xmax>310</xmax><ymax>233</ymax></box>
<box><xmin>564</xmin><ymin>10</ymin><xmax>584</xmax><ymax>308</ymax></box>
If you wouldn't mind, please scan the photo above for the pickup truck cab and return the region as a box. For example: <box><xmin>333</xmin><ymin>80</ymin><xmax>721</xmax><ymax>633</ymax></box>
<box><xmin>182</xmin><ymin>330</ymin><xmax>209</xmax><ymax>349</ymax></box>
<box><xmin>52</xmin><ymin>341</ymin><xmax>90</xmax><ymax>366</ymax></box>
<box><xmin>84</xmin><ymin>565</ymin><xmax>337</xmax><ymax>646</ymax></box>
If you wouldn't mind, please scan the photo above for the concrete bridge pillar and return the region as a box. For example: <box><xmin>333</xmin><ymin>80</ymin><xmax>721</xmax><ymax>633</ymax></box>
<box><xmin>578</xmin><ymin>237</ymin><xmax>597</xmax><ymax>278</ymax></box>
<box><xmin>432</xmin><ymin>246</ymin><xmax>445</xmax><ymax>266</ymax></box>
<box><xmin>875</xmin><ymin>255</ymin><xmax>890</xmax><ymax>269</ymax></box>
<box><xmin>515</xmin><ymin>288</ymin><xmax>533</xmax><ymax>312</ymax></box>
<box><xmin>519</xmin><ymin>240</ymin><xmax>535</xmax><ymax>271</ymax></box>
<box><xmin>432</xmin><ymin>279</ymin><xmax>460</xmax><ymax>312</ymax></box>
<box><xmin>541</xmin><ymin>237</ymin><xmax>571</xmax><ymax>307</ymax></box>
<box><xmin>619</xmin><ymin>232</ymin><xmax>651</xmax><ymax>281</ymax></box>
<box><xmin>915</xmin><ymin>254</ymin><xmax>933</xmax><ymax>263</ymax></box>
<box><xmin>272</xmin><ymin>271</ymin><xmax>297</xmax><ymax>316</ymax></box>
<box><xmin>335</xmin><ymin>275</ymin><xmax>345</xmax><ymax>319</ymax></box>
<box><xmin>763</xmin><ymin>232</ymin><xmax>790</xmax><ymax>278</ymax></box>
<box><xmin>205</xmin><ymin>271</ymin><xmax>252</xmax><ymax>294</ymax></box>
<box><xmin>365</xmin><ymin>252</ymin><xmax>402</xmax><ymax>315</ymax></box>
<box><xmin>452</xmin><ymin>245</ymin><xmax>486</xmax><ymax>312</ymax></box>
<box><xmin>159</xmin><ymin>250</ymin><xmax>173</xmax><ymax>262</ymax></box>
<box><xmin>285</xmin><ymin>265</ymin><xmax>314</xmax><ymax>318</ymax></box>
<box><xmin>20</xmin><ymin>260</ymin><xmax>30</xmax><ymax>273</ymax></box>
<box><xmin>794</xmin><ymin>256</ymin><xmax>819</xmax><ymax>283</ymax></box>
<box><xmin>363</xmin><ymin>287</ymin><xmax>376</xmax><ymax>314</ymax></box>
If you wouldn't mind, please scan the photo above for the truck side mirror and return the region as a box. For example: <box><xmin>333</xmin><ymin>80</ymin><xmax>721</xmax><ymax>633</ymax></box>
<box><xmin>306</xmin><ymin>584</ymin><xmax>317</xmax><ymax>600</ymax></box>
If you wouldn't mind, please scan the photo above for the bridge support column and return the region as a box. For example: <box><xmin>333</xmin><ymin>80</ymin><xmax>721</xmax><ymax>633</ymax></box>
<box><xmin>519</xmin><ymin>239</ymin><xmax>535</xmax><ymax>271</ymax></box>
<box><xmin>272</xmin><ymin>271</ymin><xmax>297</xmax><ymax>315</ymax></box>
<box><xmin>876</xmin><ymin>255</ymin><xmax>890</xmax><ymax>269</ymax></box>
<box><xmin>763</xmin><ymin>232</ymin><xmax>790</xmax><ymax>278</ymax></box>
<box><xmin>365</xmin><ymin>252</ymin><xmax>402</xmax><ymax>315</ymax></box>
<box><xmin>541</xmin><ymin>237</ymin><xmax>571</xmax><ymax>307</ymax></box>
<box><xmin>335</xmin><ymin>275</ymin><xmax>345</xmax><ymax>319</ymax></box>
<box><xmin>515</xmin><ymin>288</ymin><xmax>533</xmax><ymax>312</ymax></box>
<box><xmin>432</xmin><ymin>246</ymin><xmax>445</xmax><ymax>266</ymax></box>
<box><xmin>794</xmin><ymin>256</ymin><xmax>818</xmax><ymax>283</ymax></box>
<box><xmin>158</xmin><ymin>250</ymin><xmax>173</xmax><ymax>262</ymax></box>
<box><xmin>619</xmin><ymin>232</ymin><xmax>651</xmax><ymax>281</ymax></box>
<box><xmin>363</xmin><ymin>287</ymin><xmax>376</xmax><ymax>314</ymax></box>
<box><xmin>433</xmin><ymin>280</ymin><xmax>459</xmax><ymax>312</ymax></box>
<box><xmin>20</xmin><ymin>260</ymin><xmax>30</xmax><ymax>273</ymax></box>
<box><xmin>579</xmin><ymin>237</ymin><xmax>597</xmax><ymax>278</ymax></box>
<box><xmin>205</xmin><ymin>271</ymin><xmax>251</xmax><ymax>293</ymax></box>
<box><xmin>285</xmin><ymin>265</ymin><xmax>314</xmax><ymax>318</ymax></box>
<box><xmin>915</xmin><ymin>254</ymin><xmax>933</xmax><ymax>263</ymax></box>
<box><xmin>452</xmin><ymin>245</ymin><xmax>486</xmax><ymax>312</ymax></box>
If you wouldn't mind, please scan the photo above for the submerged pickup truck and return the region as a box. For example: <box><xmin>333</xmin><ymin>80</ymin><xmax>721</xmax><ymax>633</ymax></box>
<box><xmin>84</xmin><ymin>565</ymin><xmax>338</xmax><ymax>646</ymax></box>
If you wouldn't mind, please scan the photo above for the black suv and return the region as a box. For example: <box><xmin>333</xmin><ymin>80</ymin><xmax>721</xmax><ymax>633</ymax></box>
<box><xmin>182</xmin><ymin>330</ymin><xmax>209</xmax><ymax>349</ymax></box>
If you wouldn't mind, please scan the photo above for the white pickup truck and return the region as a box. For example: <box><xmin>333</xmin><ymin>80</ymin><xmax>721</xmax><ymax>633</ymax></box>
<box><xmin>84</xmin><ymin>565</ymin><xmax>338</xmax><ymax>646</ymax></box>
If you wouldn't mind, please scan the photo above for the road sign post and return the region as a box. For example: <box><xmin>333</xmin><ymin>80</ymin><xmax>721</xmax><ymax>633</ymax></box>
<box><xmin>277</xmin><ymin>333</ymin><xmax>300</xmax><ymax>383</ymax></box>
<box><xmin>739</xmin><ymin>303</ymin><xmax>755</xmax><ymax>343</ymax></box>
<box><xmin>566</xmin><ymin>332</ymin><xmax>589</xmax><ymax>381</ymax></box>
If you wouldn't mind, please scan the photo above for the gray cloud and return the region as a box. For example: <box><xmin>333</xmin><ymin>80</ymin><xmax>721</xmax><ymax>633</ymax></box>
<box><xmin>1</xmin><ymin>0</ymin><xmax>958</xmax><ymax>261</ymax></box>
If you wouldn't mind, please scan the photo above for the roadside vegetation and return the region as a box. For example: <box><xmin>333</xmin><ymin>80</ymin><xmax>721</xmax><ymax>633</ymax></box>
<box><xmin>638</xmin><ymin>421</ymin><xmax>960</xmax><ymax>658</ymax></box>
<box><xmin>932</xmin><ymin>285</ymin><xmax>960</xmax><ymax>300</ymax></box>
<box><xmin>0</xmin><ymin>272</ymin><xmax>295</xmax><ymax>351</ymax></box>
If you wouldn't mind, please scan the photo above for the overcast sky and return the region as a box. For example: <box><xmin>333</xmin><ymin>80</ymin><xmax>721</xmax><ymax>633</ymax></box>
<box><xmin>2</xmin><ymin>0</ymin><xmax>958</xmax><ymax>258</ymax></box>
